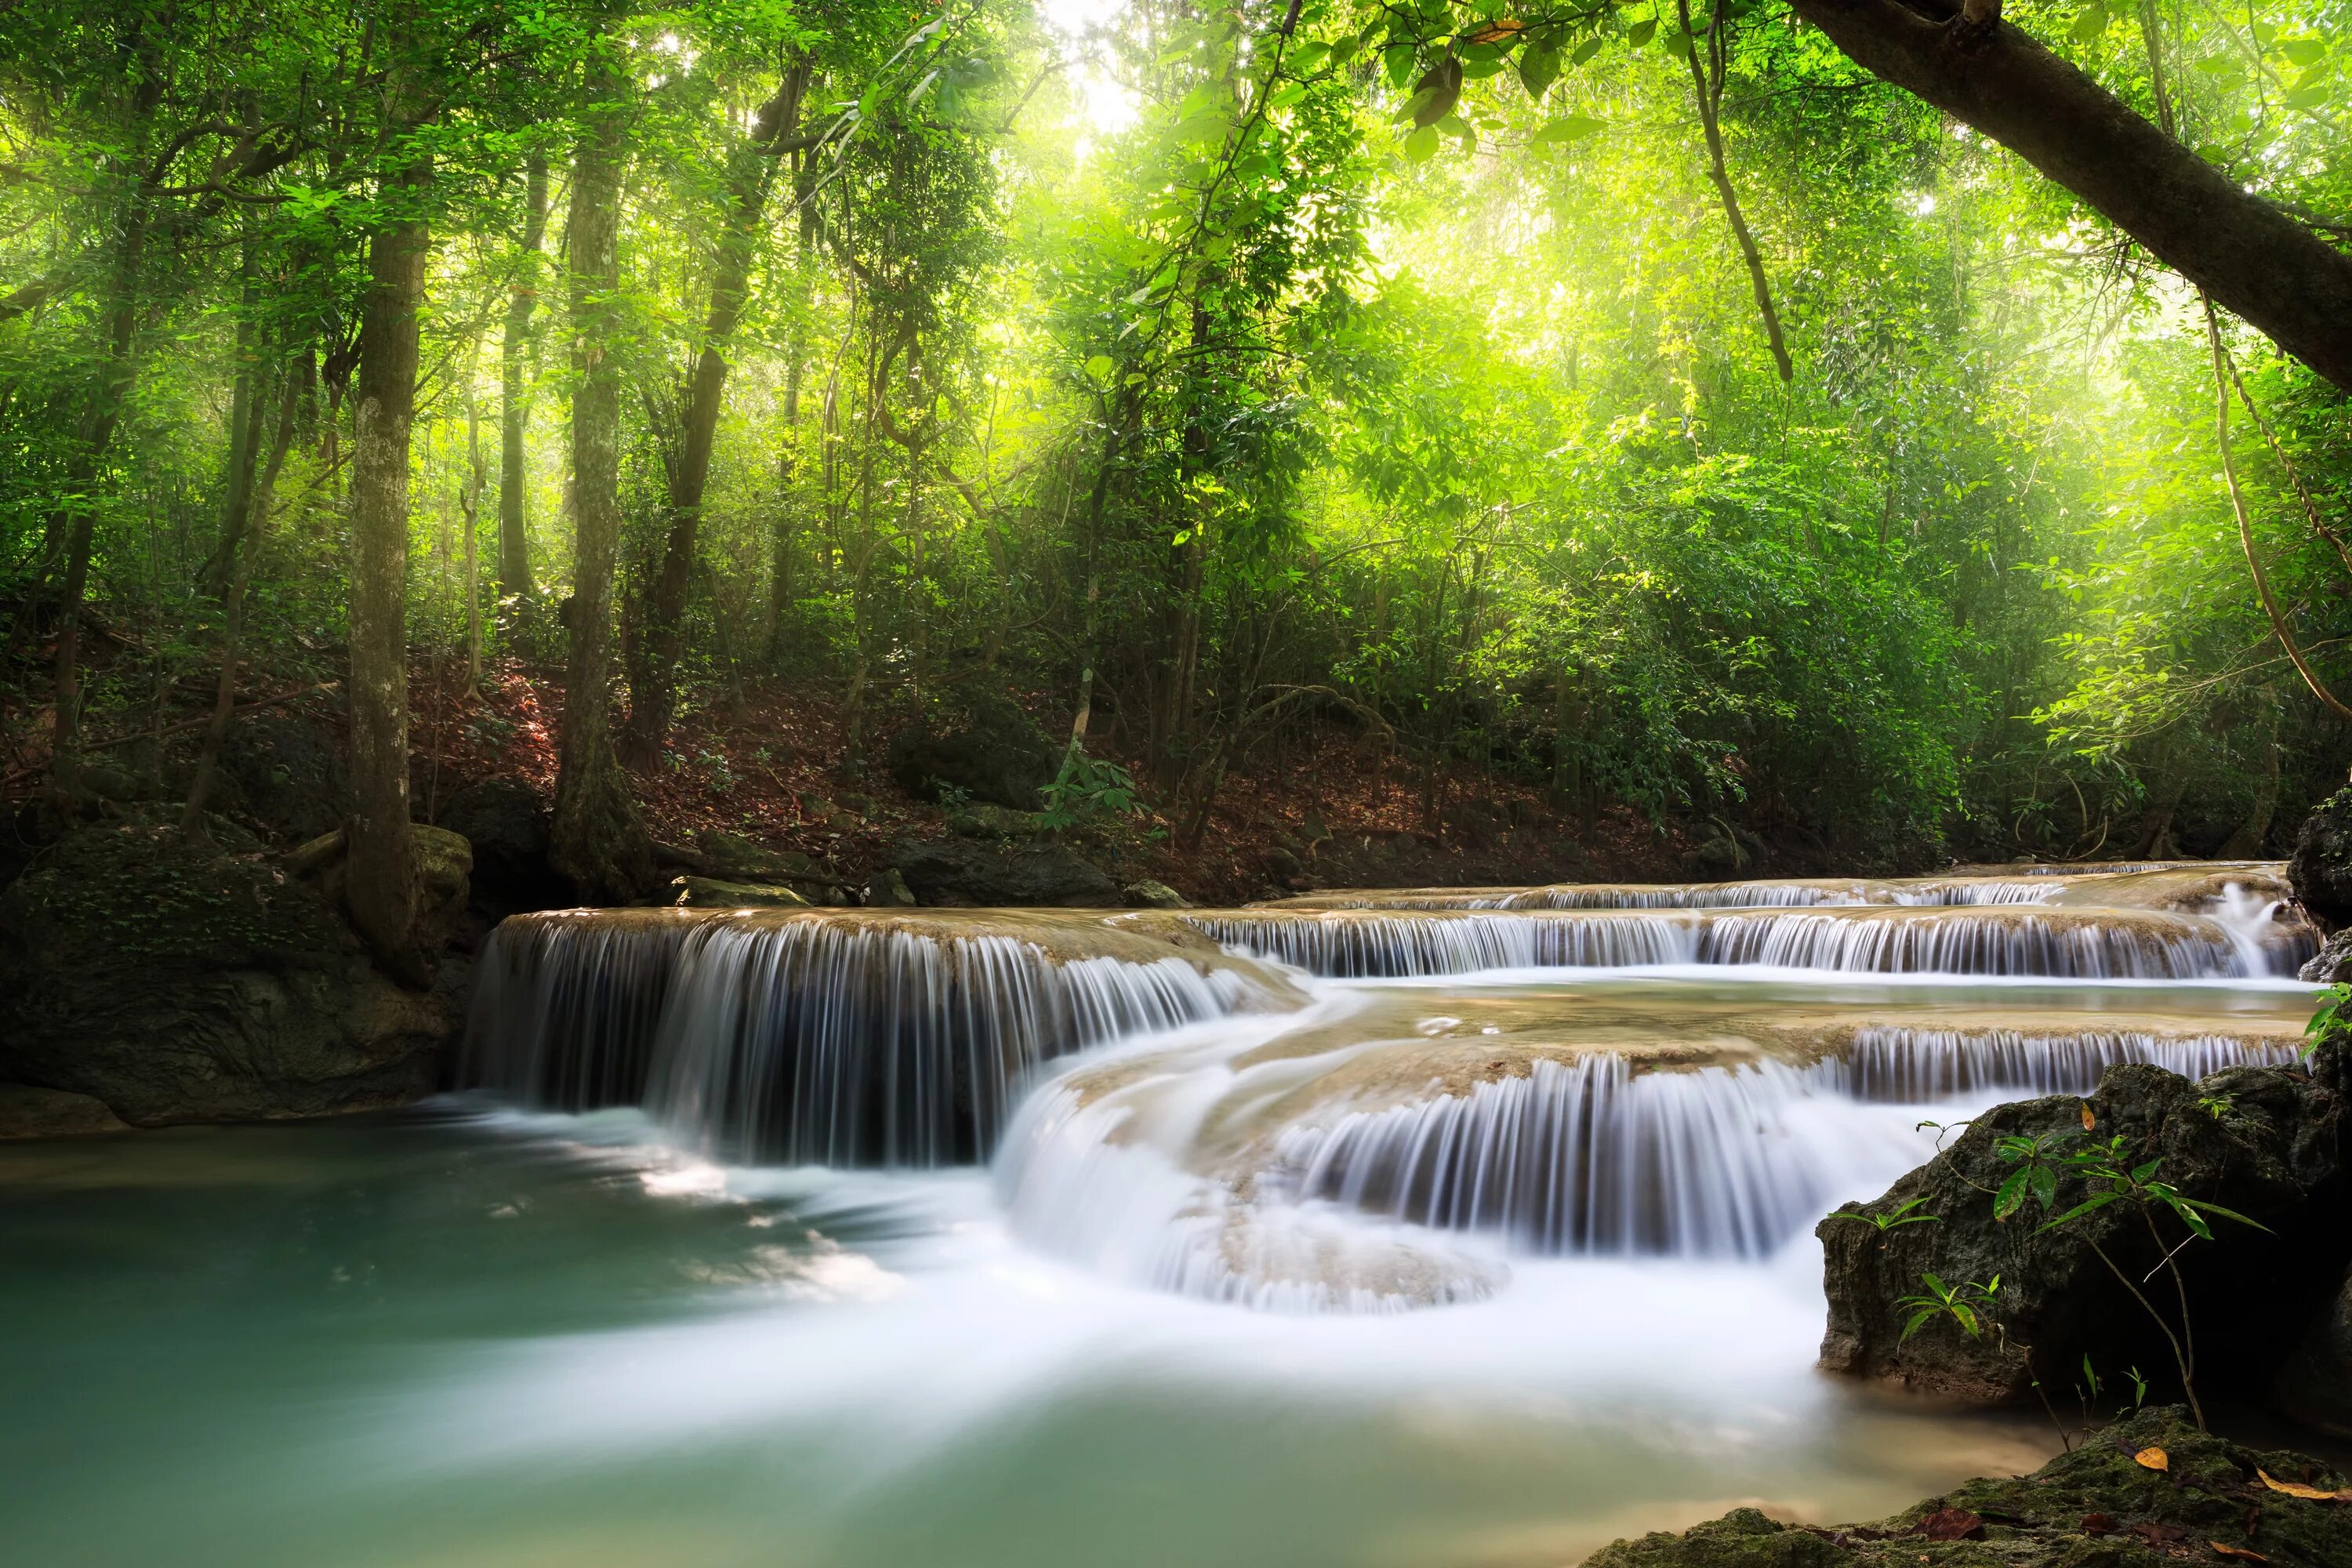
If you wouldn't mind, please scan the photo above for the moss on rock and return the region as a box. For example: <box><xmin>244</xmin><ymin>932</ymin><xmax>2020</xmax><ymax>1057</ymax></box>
<box><xmin>1588</xmin><ymin>1408</ymin><xmax>2352</xmax><ymax>1568</ymax></box>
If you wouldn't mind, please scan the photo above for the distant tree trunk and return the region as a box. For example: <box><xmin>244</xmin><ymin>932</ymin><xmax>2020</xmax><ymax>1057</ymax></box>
<box><xmin>346</xmin><ymin>113</ymin><xmax>433</xmax><ymax>981</ymax></box>
<box><xmin>497</xmin><ymin>154</ymin><xmax>550</xmax><ymax>600</ymax></box>
<box><xmin>45</xmin><ymin>132</ymin><xmax>157</xmax><ymax>786</ymax></box>
<box><xmin>461</xmin><ymin>368</ymin><xmax>486</xmax><ymax>689</ymax></box>
<box><xmin>625</xmin><ymin>70</ymin><xmax>807</xmax><ymax>760</ymax></box>
<box><xmin>763</xmin><ymin>343</ymin><xmax>803</xmax><ymax>662</ymax></box>
<box><xmin>201</xmin><ymin>227</ymin><xmax>267</xmax><ymax>597</ymax></box>
<box><xmin>184</xmin><ymin>358</ymin><xmax>301</xmax><ymax>840</ymax></box>
<box><xmin>550</xmin><ymin>49</ymin><xmax>655</xmax><ymax>903</ymax></box>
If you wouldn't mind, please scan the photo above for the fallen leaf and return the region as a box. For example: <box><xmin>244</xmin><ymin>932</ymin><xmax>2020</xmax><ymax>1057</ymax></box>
<box><xmin>2081</xmin><ymin>1512</ymin><xmax>2116</xmax><ymax>1535</ymax></box>
<box><xmin>2210</xmin><ymin>1545</ymin><xmax>2268</xmax><ymax>1563</ymax></box>
<box><xmin>2082</xmin><ymin>1102</ymin><xmax>2097</xmax><ymax>1131</ymax></box>
<box><xmin>2256</xmin><ymin>1468</ymin><xmax>2352</xmax><ymax>1501</ymax></box>
<box><xmin>2129</xmin><ymin>1521</ymin><xmax>2187</xmax><ymax>1545</ymax></box>
<box><xmin>2136</xmin><ymin>1446</ymin><xmax>2171</xmax><ymax>1471</ymax></box>
<box><xmin>1466</xmin><ymin>19</ymin><xmax>1525</xmax><ymax>43</ymax></box>
<box><xmin>1915</xmin><ymin>1508</ymin><xmax>1984</xmax><ymax>1541</ymax></box>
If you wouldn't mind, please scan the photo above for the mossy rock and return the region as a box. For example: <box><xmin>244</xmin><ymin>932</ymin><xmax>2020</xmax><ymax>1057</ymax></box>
<box><xmin>670</xmin><ymin>875</ymin><xmax>811</xmax><ymax>909</ymax></box>
<box><xmin>695</xmin><ymin>829</ymin><xmax>815</xmax><ymax>883</ymax></box>
<box><xmin>0</xmin><ymin>823</ymin><xmax>445</xmax><ymax>1125</ymax></box>
<box><xmin>1588</xmin><ymin>1407</ymin><xmax>2352</xmax><ymax>1567</ymax></box>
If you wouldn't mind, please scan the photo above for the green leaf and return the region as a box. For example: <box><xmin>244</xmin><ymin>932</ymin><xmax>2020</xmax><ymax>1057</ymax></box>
<box><xmin>1518</xmin><ymin>42</ymin><xmax>1561</xmax><ymax>101</ymax></box>
<box><xmin>1287</xmin><ymin>40</ymin><xmax>1330</xmax><ymax>74</ymax></box>
<box><xmin>1570</xmin><ymin>35</ymin><xmax>1605</xmax><ymax>66</ymax></box>
<box><xmin>1083</xmin><ymin>354</ymin><xmax>1114</xmax><ymax>382</ymax></box>
<box><xmin>1627</xmin><ymin>18</ymin><xmax>1658</xmax><ymax>46</ymax></box>
<box><xmin>1403</xmin><ymin>122</ymin><xmax>1440</xmax><ymax>162</ymax></box>
<box><xmin>2071</xmin><ymin>4</ymin><xmax>2110</xmax><ymax>42</ymax></box>
<box><xmin>1659</xmin><ymin>29</ymin><xmax>1697</xmax><ymax>60</ymax></box>
<box><xmin>1531</xmin><ymin>114</ymin><xmax>1606</xmax><ymax>145</ymax></box>
<box><xmin>1994</xmin><ymin>1167</ymin><xmax>2030</xmax><ymax>1220</ymax></box>
<box><xmin>2035</xmin><ymin>1191</ymin><xmax>2120</xmax><ymax>1232</ymax></box>
<box><xmin>1899</xmin><ymin>1308</ymin><xmax>1937</xmax><ymax>1344</ymax></box>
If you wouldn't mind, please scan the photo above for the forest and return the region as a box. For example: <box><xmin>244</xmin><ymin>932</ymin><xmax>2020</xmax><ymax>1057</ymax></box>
<box><xmin>7</xmin><ymin>0</ymin><xmax>2352</xmax><ymax>927</ymax></box>
<box><xmin>16</xmin><ymin>6</ymin><xmax>2352</xmax><ymax>1566</ymax></box>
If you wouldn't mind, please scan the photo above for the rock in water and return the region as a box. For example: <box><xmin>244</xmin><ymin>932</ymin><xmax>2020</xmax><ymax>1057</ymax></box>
<box><xmin>1123</xmin><ymin>879</ymin><xmax>1189</xmax><ymax>909</ymax></box>
<box><xmin>1818</xmin><ymin>1051</ymin><xmax>2350</xmax><ymax>1407</ymax></box>
<box><xmin>1586</xmin><ymin>1406</ymin><xmax>2352</xmax><ymax>1567</ymax></box>
<box><xmin>2301</xmin><ymin>925</ymin><xmax>2352</xmax><ymax>983</ymax></box>
<box><xmin>0</xmin><ymin>824</ymin><xmax>448</xmax><ymax>1125</ymax></box>
<box><xmin>0</xmin><ymin>1083</ymin><xmax>127</xmax><ymax>1140</ymax></box>
<box><xmin>891</xmin><ymin>839</ymin><xmax>1118</xmax><ymax>907</ymax></box>
<box><xmin>670</xmin><ymin>875</ymin><xmax>810</xmax><ymax>909</ymax></box>
<box><xmin>866</xmin><ymin>867</ymin><xmax>918</xmax><ymax>907</ymax></box>
<box><xmin>2289</xmin><ymin>785</ymin><xmax>2352</xmax><ymax>931</ymax></box>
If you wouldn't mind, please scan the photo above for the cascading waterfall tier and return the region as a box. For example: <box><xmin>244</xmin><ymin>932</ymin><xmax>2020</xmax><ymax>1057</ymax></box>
<box><xmin>1183</xmin><ymin>901</ymin><xmax>2309</xmax><ymax>978</ymax></box>
<box><xmin>463</xmin><ymin>908</ymin><xmax>1297</xmax><ymax>1166</ymax></box>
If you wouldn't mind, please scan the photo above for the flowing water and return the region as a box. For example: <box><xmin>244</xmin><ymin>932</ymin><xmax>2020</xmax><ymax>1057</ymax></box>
<box><xmin>0</xmin><ymin>865</ymin><xmax>2317</xmax><ymax>1566</ymax></box>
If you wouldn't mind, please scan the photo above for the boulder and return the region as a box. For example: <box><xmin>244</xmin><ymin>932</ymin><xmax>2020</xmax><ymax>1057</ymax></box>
<box><xmin>1586</xmin><ymin>1406</ymin><xmax>2352</xmax><ymax>1568</ymax></box>
<box><xmin>437</xmin><ymin>779</ymin><xmax>564</xmax><ymax>915</ymax></box>
<box><xmin>2278</xmin><ymin>1261</ymin><xmax>2352</xmax><ymax>1439</ymax></box>
<box><xmin>2301</xmin><ymin>926</ymin><xmax>2352</xmax><ymax>984</ymax></box>
<box><xmin>886</xmin><ymin>693</ymin><xmax>1058</xmax><ymax>809</ymax></box>
<box><xmin>2288</xmin><ymin>786</ymin><xmax>2352</xmax><ymax>931</ymax></box>
<box><xmin>891</xmin><ymin>838</ymin><xmax>1119</xmax><ymax>907</ymax></box>
<box><xmin>1819</xmin><ymin>1051</ymin><xmax>2350</xmax><ymax>1410</ymax></box>
<box><xmin>1123</xmin><ymin>879</ymin><xmax>1189</xmax><ymax>909</ymax></box>
<box><xmin>0</xmin><ymin>823</ymin><xmax>448</xmax><ymax>1125</ymax></box>
<box><xmin>0</xmin><ymin>1083</ymin><xmax>128</xmax><ymax>1140</ymax></box>
<box><xmin>670</xmin><ymin>875</ymin><xmax>810</xmax><ymax>909</ymax></box>
<box><xmin>220</xmin><ymin>710</ymin><xmax>349</xmax><ymax>841</ymax></box>
<box><xmin>867</xmin><ymin>868</ymin><xmax>918</xmax><ymax>907</ymax></box>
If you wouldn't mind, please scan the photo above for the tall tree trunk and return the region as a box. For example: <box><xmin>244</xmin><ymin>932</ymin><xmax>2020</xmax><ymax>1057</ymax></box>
<box><xmin>550</xmin><ymin>49</ymin><xmax>655</xmax><ymax>903</ymax></box>
<box><xmin>497</xmin><ymin>153</ymin><xmax>550</xmax><ymax>599</ymax></box>
<box><xmin>763</xmin><ymin>346</ymin><xmax>803</xmax><ymax>662</ymax></box>
<box><xmin>1788</xmin><ymin>0</ymin><xmax>2352</xmax><ymax>391</ymax></box>
<box><xmin>625</xmin><ymin>74</ymin><xmax>806</xmax><ymax>760</ymax></box>
<box><xmin>345</xmin><ymin>114</ymin><xmax>432</xmax><ymax>983</ymax></box>
<box><xmin>201</xmin><ymin>227</ymin><xmax>267</xmax><ymax>596</ymax></box>
<box><xmin>184</xmin><ymin>356</ymin><xmax>302</xmax><ymax>840</ymax></box>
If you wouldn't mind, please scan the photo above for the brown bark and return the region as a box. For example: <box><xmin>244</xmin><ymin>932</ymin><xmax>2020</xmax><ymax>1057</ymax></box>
<box><xmin>497</xmin><ymin>154</ymin><xmax>550</xmax><ymax>599</ymax></box>
<box><xmin>549</xmin><ymin>51</ymin><xmax>655</xmax><ymax>903</ymax></box>
<box><xmin>345</xmin><ymin>121</ymin><xmax>432</xmax><ymax>982</ymax></box>
<box><xmin>1788</xmin><ymin>0</ymin><xmax>2352</xmax><ymax>392</ymax></box>
<box><xmin>625</xmin><ymin>71</ymin><xmax>807</xmax><ymax>760</ymax></box>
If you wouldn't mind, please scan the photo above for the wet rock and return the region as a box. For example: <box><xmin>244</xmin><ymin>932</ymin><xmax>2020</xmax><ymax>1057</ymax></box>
<box><xmin>1586</xmin><ymin>1406</ymin><xmax>2352</xmax><ymax>1568</ymax></box>
<box><xmin>670</xmin><ymin>875</ymin><xmax>811</xmax><ymax>909</ymax></box>
<box><xmin>867</xmin><ymin>867</ymin><xmax>918</xmax><ymax>907</ymax></box>
<box><xmin>1123</xmin><ymin>879</ymin><xmax>1189</xmax><ymax>909</ymax></box>
<box><xmin>2289</xmin><ymin>786</ymin><xmax>2352</xmax><ymax>931</ymax></box>
<box><xmin>437</xmin><ymin>779</ymin><xmax>564</xmax><ymax>915</ymax></box>
<box><xmin>2300</xmin><ymin>926</ymin><xmax>2352</xmax><ymax>983</ymax></box>
<box><xmin>221</xmin><ymin>710</ymin><xmax>348</xmax><ymax>842</ymax></box>
<box><xmin>1819</xmin><ymin>1051</ymin><xmax>2350</xmax><ymax>1408</ymax></box>
<box><xmin>891</xmin><ymin>838</ymin><xmax>1119</xmax><ymax>907</ymax></box>
<box><xmin>0</xmin><ymin>823</ymin><xmax>448</xmax><ymax>1125</ymax></box>
<box><xmin>885</xmin><ymin>693</ymin><xmax>1058</xmax><ymax>809</ymax></box>
<box><xmin>0</xmin><ymin>1083</ymin><xmax>128</xmax><ymax>1140</ymax></box>
<box><xmin>2278</xmin><ymin>1261</ymin><xmax>2352</xmax><ymax>1438</ymax></box>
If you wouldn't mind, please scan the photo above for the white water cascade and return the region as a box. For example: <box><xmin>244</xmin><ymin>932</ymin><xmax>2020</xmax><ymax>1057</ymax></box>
<box><xmin>457</xmin><ymin>862</ymin><xmax>2315</xmax><ymax>1312</ymax></box>
<box><xmin>463</xmin><ymin>909</ymin><xmax>1276</xmax><ymax>1165</ymax></box>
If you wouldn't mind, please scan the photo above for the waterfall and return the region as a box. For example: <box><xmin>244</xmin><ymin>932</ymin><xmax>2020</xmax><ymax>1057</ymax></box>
<box><xmin>1824</xmin><ymin>1027</ymin><xmax>2299</xmax><ymax>1101</ymax></box>
<box><xmin>1261</xmin><ymin>1025</ymin><xmax>2295</xmax><ymax>1261</ymax></box>
<box><xmin>1261</xmin><ymin>877</ymin><xmax>2060</xmax><ymax>910</ymax></box>
<box><xmin>1188</xmin><ymin>905</ymin><xmax>2294</xmax><ymax>979</ymax></box>
<box><xmin>463</xmin><ymin>909</ymin><xmax>1274</xmax><ymax>1166</ymax></box>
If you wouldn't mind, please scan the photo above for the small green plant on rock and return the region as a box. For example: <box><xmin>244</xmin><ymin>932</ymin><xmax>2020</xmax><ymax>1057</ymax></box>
<box><xmin>1989</xmin><ymin>1112</ymin><xmax>2265</xmax><ymax>1431</ymax></box>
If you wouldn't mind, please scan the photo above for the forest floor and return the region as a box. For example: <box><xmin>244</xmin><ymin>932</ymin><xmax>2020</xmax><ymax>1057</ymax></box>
<box><xmin>397</xmin><ymin>655</ymin><xmax>1717</xmax><ymax>903</ymax></box>
<box><xmin>2</xmin><ymin>626</ymin><xmax>1814</xmax><ymax>902</ymax></box>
